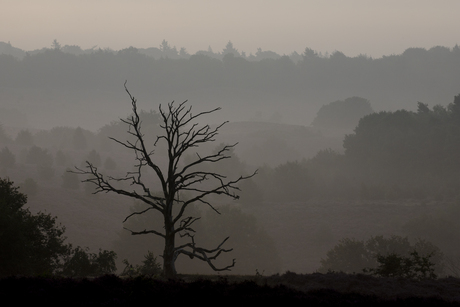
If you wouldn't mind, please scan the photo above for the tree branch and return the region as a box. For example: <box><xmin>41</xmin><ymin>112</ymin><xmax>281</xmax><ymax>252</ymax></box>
<box><xmin>74</xmin><ymin>83</ymin><xmax>256</xmax><ymax>277</ymax></box>
<box><xmin>175</xmin><ymin>235</ymin><xmax>236</xmax><ymax>271</ymax></box>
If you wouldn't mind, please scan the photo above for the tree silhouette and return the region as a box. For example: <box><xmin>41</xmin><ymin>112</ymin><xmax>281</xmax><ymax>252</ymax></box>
<box><xmin>0</xmin><ymin>177</ymin><xmax>68</xmax><ymax>276</ymax></box>
<box><xmin>75</xmin><ymin>84</ymin><xmax>256</xmax><ymax>277</ymax></box>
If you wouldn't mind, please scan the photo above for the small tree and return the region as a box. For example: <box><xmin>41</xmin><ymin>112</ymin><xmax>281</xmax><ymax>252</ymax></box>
<box><xmin>75</xmin><ymin>84</ymin><xmax>256</xmax><ymax>278</ymax></box>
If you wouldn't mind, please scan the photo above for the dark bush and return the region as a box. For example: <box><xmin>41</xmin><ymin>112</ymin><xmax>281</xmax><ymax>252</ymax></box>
<box><xmin>366</xmin><ymin>250</ymin><xmax>437</xmax><ymax>280</ymax></box>
<box><xmin>61</xmin><ymin>246</ymin><xmax>117</xmax><ymax>277</ymax></box>
<box><xmin>319</xmin><ymin>235</ymin><xmax>443</xmax><ymax>276</ymax></box>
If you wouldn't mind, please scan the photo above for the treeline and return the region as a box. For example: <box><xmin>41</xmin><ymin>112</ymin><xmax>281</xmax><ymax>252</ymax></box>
<box><xmin>1</xmin><ymin>41</ymin><xmax>460</xmax><ymax>129</ymax></box>
<box><xmin>0</xmin><ymin>40</ymin><xmax>293</xmax><ymax>61</ymax></box>
<box><xmin>2</xmin><ymin>43</ymin><xmax>458</xmax><ymax>100</ymax></box>
<box><xmin>0</xmin><ymin>111</ymin><xmax>161</xmax><ymax>195</ymax></box>
<box><xmin>242</xmin><ymin>95</ymin><xmax>460</xmax><ymax>202</ymax></box>
<box><xmin>2</xmin><ymin>93</ymin><xmax>460</xmax><ymax>202</ymax></box>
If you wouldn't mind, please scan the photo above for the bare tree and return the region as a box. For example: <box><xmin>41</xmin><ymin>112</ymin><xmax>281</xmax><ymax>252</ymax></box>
<box><xmin>75</xmin><ymin>84</ymin><xmax>256</xmax><ymax>277</ymax></box>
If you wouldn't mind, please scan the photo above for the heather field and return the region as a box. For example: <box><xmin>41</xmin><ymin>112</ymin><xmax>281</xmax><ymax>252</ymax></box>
<box><xmin>2</xmin><ymin>272</ymin><xmax>460</xmax><ymax>306</ymax></box>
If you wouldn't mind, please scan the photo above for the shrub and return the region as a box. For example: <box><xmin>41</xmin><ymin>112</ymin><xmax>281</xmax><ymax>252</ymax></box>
<box><xmin>61</xmin><ymin>246</ymin><xmax>117</xmax><ymax>277</ymax></box>
<box><xmin>121</xmin><ymin>251</ymin><xmax>162</xmax><ymax>277</ymax></box>
<box><xmin>365</xmin><ymin>250</ymin><xmax>437</xmax><ymax>280</ymax></box>
<box><xmin>319</xmin><ymin>238</ymin><xmax>371</xmax><ymax>274</ymax></box>
<box><xmin>318</xmin><ymin>235</ymin><xmax>443</xmax><ymax>276</ymax></box>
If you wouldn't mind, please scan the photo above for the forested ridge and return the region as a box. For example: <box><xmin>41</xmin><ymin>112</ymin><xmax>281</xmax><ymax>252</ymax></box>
<box><xmin>250</xmin><ymin>96</ymin><xmax>460</xmax><ymax>202</ymax></box>
<box><xmin>1</xmin><ymin>41</ymin><xmax>460</xmax><ymax>129</ymax></box>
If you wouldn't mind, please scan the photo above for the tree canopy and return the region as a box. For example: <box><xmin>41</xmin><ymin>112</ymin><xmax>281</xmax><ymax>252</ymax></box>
<box><xmin>0</xmin><ymin>177</ymin><xmax>69</xmax><ymax>276</ymax></box>
<box><xmin>311</xmin><ymin>97</ymin><xmax>374</xmax><ymax>131</ymax></box>
<box><xmin>0</xmin><ymin>177</ymin><xmax>117</xmax><ymax>277</ymax></box>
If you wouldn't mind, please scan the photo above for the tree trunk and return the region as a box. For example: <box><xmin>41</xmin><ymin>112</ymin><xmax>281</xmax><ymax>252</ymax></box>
<box><xmin>163</xmin><ymin>216</ymin><xmax>176</xmax><ymax>278</ymax></box>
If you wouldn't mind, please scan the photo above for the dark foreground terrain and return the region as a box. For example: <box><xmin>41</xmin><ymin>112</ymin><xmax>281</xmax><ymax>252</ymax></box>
<box><xmin>2</xmin><ymin>272</ymin><xmax>460</xmax><ymax>306</ymax></box>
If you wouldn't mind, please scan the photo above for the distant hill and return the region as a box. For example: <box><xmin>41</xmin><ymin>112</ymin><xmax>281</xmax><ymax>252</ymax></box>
<box><xmin>1</xmin><ymin>41</ymin><xmax>459</xmax><ymax>133</ymax></box>
<box><xmin>219</xmin><ymin>121</ymin><xmax>342</xmax><ymax>167</ymax></box>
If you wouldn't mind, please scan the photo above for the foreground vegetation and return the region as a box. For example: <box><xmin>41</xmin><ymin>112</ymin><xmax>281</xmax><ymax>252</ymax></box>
<box><xmin>2</xmin><ymin>272</ymin><xmax>460</xmax><ymax>305</ymax></box>
<box><xmin>0</xmin><ymin>177</ymin><xmax>117</xmax><ymax>277</ymax></box>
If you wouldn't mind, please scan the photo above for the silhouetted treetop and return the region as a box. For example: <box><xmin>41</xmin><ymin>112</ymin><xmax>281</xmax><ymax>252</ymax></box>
<box><xmin>312</xmin><ymin>97</ymin><xmax>374</xmax><ymax>131</ymax></box>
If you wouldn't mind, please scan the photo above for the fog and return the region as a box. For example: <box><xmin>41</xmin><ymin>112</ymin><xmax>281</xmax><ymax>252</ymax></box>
<box><xmin>2</xmin><ymin>1</ymin><xmax>460</xmax><ymax>278</ymax></box>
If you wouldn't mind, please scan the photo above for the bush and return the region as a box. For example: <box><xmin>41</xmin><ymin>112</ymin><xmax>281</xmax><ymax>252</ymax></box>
<box><xmin>61</xmin><ymin>246</ymin><xmax>117</xmax><ymax>277</ymax></box>
<box><xmin>318</xmin><ymin>235</ymin><xmax>443</xmax><ymax>276</ymax></box>
<box><xmin>121</xmin><ymin>251</ymin><xmax>162</xmax><ymax>277</ymax></box>
<box><xmin>366</xmin><ymin>250</ymin><xmax>437</xmax><ymax>280</ymax></box>
<box><xmin>318</xmin><ymin>238</ymin><xmax>371</xmax><ymax>274</ymax></box>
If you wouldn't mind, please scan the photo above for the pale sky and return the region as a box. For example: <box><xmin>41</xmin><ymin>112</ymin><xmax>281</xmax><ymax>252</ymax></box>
<box><xmin>2</xmin><ymin>0</ymin><xmax>459</xmax><ymax>58</ymax></box>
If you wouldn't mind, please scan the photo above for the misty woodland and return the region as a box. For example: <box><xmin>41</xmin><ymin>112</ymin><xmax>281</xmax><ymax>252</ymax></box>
<box><xmin>2</xmin><ymin>41</ymin><xmax>460</xmax><ymax>304</ymax></box>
